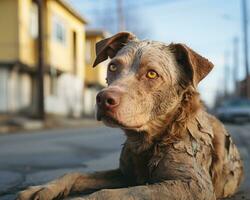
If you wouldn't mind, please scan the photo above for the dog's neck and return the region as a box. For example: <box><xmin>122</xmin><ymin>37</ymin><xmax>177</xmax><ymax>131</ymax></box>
<box><xmin>124</xmin><ymin>88</ymin><xmax>202</xmax><ymax>154</ymax></box>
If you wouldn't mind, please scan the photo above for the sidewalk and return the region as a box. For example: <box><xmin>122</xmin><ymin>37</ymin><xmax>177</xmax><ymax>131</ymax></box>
<box><xmin>0</xmin><ymin>115</ymin><xmax>102</xmax><ymax>134</ymax></box>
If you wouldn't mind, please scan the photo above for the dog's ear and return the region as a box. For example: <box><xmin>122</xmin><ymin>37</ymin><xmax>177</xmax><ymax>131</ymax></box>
<box><xmin>170</xmin><ymin>43</ymin><xmax>214</xmax><ymax>86</ymax></box>
<box><xmin>93</xmin><ymin>32</ymin><xmax>137</xmax><ymax>67</ymax></box>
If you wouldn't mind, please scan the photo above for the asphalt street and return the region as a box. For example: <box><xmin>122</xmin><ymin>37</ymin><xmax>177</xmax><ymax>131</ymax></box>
<box><xmin>0</xmin><ymin>124</ymin><xmax>249</xmax><ymax>200</ymax></box>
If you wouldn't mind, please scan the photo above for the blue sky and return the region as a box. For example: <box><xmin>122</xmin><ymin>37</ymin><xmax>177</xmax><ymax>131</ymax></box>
<box><xmin>68</xmin><ymin>0</ymin><xmax>248</xmax><ymax>107</ymax></box>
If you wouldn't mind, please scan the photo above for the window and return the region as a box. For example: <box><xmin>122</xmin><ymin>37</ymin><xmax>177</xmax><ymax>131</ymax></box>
<box><xmin>52</xmin><ymin>15</ymin><xmax>66</xmax><ymax>44</ymax></box>
<box><xmin>30</xmin><ymin>2</ymin><xmax>38</xmax><ymax>38</ymax></box>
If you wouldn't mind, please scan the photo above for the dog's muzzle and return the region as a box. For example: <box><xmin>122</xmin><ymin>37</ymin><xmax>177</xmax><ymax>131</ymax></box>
<box><xmin>96</xmin><ymin>88</ymin><xmax>122</xmax><ymax>121</ymax></box>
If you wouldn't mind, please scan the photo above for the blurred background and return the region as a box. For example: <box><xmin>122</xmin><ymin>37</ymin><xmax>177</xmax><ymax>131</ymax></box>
<box><xmin>0</xmin><ymin>0</ymin><xmax>250</xmax><ymax>199</ymax></box>
<box><xmin>0</xmin><ymin>0</ymin><xmax>250</xmax><ymax>125</ymax></box>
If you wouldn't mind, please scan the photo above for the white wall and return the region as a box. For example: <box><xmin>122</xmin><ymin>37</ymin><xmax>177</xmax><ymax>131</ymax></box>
<box><xmin>0</xmin><ymin>68</ymin><xmax>32</xmax><ymax>113</ymax></box>
<box><xmin>0</xmin><ymin>68</ymin><xmax>8</xmax><ymax>112</ymax></box>
<box><xmin>45</xmin><ymin>73</ymin><xmax>84</xmax><ymax>117</ymax></box>
<box><xmin>0</xmin><ymin>69</ymin><xmax>84</xmax><ymax>117</ymax></box>
<box><xmin>82</xmin><ymin>87</ymin><xmax>100</xmax><ymax>117</ymax></box>
<box><xmin>8</xmin><ymin>68</ymin><xmax>18</xmax><ymax>112</ymax></box>
<box><xmin>19</xmin><ymin>73</ymin><xmax>32</xmax><ymax>109</ymax></box>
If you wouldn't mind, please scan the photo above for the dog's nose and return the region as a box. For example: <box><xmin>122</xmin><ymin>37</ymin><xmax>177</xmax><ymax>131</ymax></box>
<box><xmin>96</xmin><ymin>90</ymin><xmax>121</xmax><ymax>109</ymax></box>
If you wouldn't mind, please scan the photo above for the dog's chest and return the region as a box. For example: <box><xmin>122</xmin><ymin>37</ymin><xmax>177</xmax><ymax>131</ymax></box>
<box><xmin>120</xmin><ymin>146</ymin><xmax>148</xmax><ymax>184</ymax></box>
<box><xmin>120</xmin><ymin>145</ymin><xmax>163</xmax><ymax>185</ymax></box>
<box><xmin>130</xmin><ymin>153</ymin><xmax>153</xmax><ymax>184</ymax></box>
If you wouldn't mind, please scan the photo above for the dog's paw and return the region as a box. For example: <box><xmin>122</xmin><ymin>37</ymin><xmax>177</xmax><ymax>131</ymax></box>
<box><xmin>16</xmin><ymin>186</ymin><xmax>43</xmax><ymax>200</ymax></box>
<box><xmin>16</xmin><ymin>185</ymin><xmax>58</xmax><ymax>200</ymax></box>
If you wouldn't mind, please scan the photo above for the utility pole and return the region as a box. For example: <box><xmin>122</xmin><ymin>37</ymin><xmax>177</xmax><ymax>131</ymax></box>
<box><xmin>242</xmin><ymin>0</ymin><xmax>250</xmax><ymax>98</ymax></box>
<box><xmin>224</xmin><ymin>51</ymin><xmax>230</xmax><ymax>98</ymax></box>
<box><xmin>36</xmin><ymin>0</ymin><xmax>45</xmax><ymax>119</ymax></box>
<box><xmin>117</xmin><ymin>0</ymin><xmax>125</xmax><ymax>32</ymax></box>
<box><xmin>233</xmin><ymin>37</ymin><xmax>239</xmax><ymax>96</ymax></box>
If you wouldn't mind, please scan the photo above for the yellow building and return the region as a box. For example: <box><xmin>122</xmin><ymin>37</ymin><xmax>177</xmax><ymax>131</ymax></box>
<box><xmin>0</xmin><ymin>0</ymin><xmax>87</xmax><ymax>116</ymax></box>
<box><xmin>85</xmin><ymin>29</ymin><xmax>110</xmax><ymax>87</ymax></box>
<box><xmin>83</xmin><ymin>29</ymin><xmax>110</xmax><ymax>115</ymax></box>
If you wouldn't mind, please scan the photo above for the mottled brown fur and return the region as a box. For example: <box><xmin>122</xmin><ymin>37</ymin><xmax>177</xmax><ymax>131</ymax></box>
<box><xmin>17</xmin><ymin>32</ymin><xmax>243</xmax><ymax>200</ymax></box>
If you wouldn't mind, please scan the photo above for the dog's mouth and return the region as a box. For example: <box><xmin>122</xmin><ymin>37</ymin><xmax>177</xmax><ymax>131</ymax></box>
<box><xmin>97</xmin><ymin>112</ymin><xmax>143</xmax><ymax>130</ymax></box>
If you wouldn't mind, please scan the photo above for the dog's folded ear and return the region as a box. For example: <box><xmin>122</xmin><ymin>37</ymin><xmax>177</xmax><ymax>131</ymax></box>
<box><xmin>170</xmin><ymin>43</ymin><xmax>214</xmax><ymax>86</ymax></box>
<box><xmin>93</xmin><ymin>32</ymin><xmax>137</xmax><ymax>67</ymax></box>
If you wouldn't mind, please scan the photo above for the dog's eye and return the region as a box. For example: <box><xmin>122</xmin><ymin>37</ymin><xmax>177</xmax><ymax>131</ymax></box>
<box><xmin>108</xmin><ymin>64</ymin><xmax>117</xmax><ymax>72</ymax></box>
<box><xmin>146</xmin><ymin>70</ymin><xmax>158</xmax><ymax>79</ymax></box>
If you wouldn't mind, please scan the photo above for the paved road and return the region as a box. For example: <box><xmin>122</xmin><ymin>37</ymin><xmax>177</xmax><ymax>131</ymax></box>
<box><xmin>0</xmin><ymin>124</ymin><xmax>249</xmax><ymax>200</ymax></box>
<box><xmin>0</xmin><ymin>127</ymin><xmax>125</xmax><ymax>200</ymax></box>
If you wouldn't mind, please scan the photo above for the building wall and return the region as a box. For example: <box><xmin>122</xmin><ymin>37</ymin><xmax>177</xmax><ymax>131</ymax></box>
<box><xmin>83</xmin><ymin>35</ymin><xmax>108</xmax><ymax>116</ymax></box>
<box><xmin>97</xmin><ymin>61</ymin><xmax>107</xmax><ymax>86</ymax></box>
<box><xmin>83</xmin><ymin>87</ymin><xmax>98</xmax><ymax>116</ymax></box>
<box><xmin>46</xmin><ymin>0</ymin><xmax>85</xmax><ymax>79</ymax></box>
<box><xmin>17</xmin><ymin>0</ymin><xmax>86</xmax><ymax>77</ymax></box>
<box><xmin>8</xmin><ymin>68</ymin><xmax>33</xmax><ymax>112</ymax></box>
<box><xmin>0</xmin><ymin>0</ymin><xmax>86</xmax><ymax>116</ymax></box>
<box><xmin>85</xmin><ymin>36</ymin><xmax>97</xmax><ymax>83</ymax></box>
<box><xmin>18</xmin><ymin>0</ymin><xmax>38</xmax><ymax>67</ymax></box>
<box><xmin>0</xmin><ymin>0</ymin><xmax>19</xmax><ymax>62</ymax></box>
<box><xmin>45</xmin><ymin>73</ymin><xmax>83</xmax><ymax>117</ymax></box>
<box><xmin>0</xmin><ymin>67</ymin><xmax>32</xmax><ymax>113</ymax></box>
<box><xmin>85</xmin><ymin>36</ymin><xmax>107</xmax><ymax>86</ymax></box>
<box><xmin>0</xmin><ymin>68</ymin><xmax>9</xmax><ymax>112</ymax></box>
<box><xmin>0</xmin><ymin>0</ymin><xmax>86</xmax><ymax>75</ymax></box>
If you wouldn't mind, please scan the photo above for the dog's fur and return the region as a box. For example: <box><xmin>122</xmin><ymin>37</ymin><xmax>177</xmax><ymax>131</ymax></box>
<box><xmin>17</xmin><ymin>32</ymin><xmax>243</xmax><ymax>200</ymax></box>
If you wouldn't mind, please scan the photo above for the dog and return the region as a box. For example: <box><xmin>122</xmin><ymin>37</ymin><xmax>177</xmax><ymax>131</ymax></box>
<box><xmin>17</xmin><ymin>32</ymin><xmax>243</xmax><ymax>200</ymax></box>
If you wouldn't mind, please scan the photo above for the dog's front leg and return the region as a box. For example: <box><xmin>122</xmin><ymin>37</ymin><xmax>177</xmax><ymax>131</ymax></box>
<box><xmin>77</xmin><ymin>179</ymin><xmax>216</xmax><ymax>200</ymax></box>
<box><xmin>17</xmin><ymin>169</ymin><xmax>126</xmax><ymax>200</ymax></box>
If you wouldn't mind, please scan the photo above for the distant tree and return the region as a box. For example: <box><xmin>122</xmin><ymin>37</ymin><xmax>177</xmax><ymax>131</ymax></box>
<box><xmin>91</xmin><ymin>0</ymin><xmax>150</xmax><ymax>39</ymax></box>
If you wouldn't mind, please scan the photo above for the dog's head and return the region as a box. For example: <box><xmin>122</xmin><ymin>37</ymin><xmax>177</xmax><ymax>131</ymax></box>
<box><xmin>94</xmin><ymin>32</ymin><xmax>213</xmax><ymax>132</ymax></box>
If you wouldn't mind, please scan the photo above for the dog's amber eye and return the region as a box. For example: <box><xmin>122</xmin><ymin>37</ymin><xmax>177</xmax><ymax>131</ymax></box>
<box><xmin>108</xmin><ymin>64</ymin><xmax>117</xmax><ymax>72</ymax></box>
<box><xmin>146</xmin><ymin>70</ymin><xmax>158</xmax><ymax>79</ymax></box>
